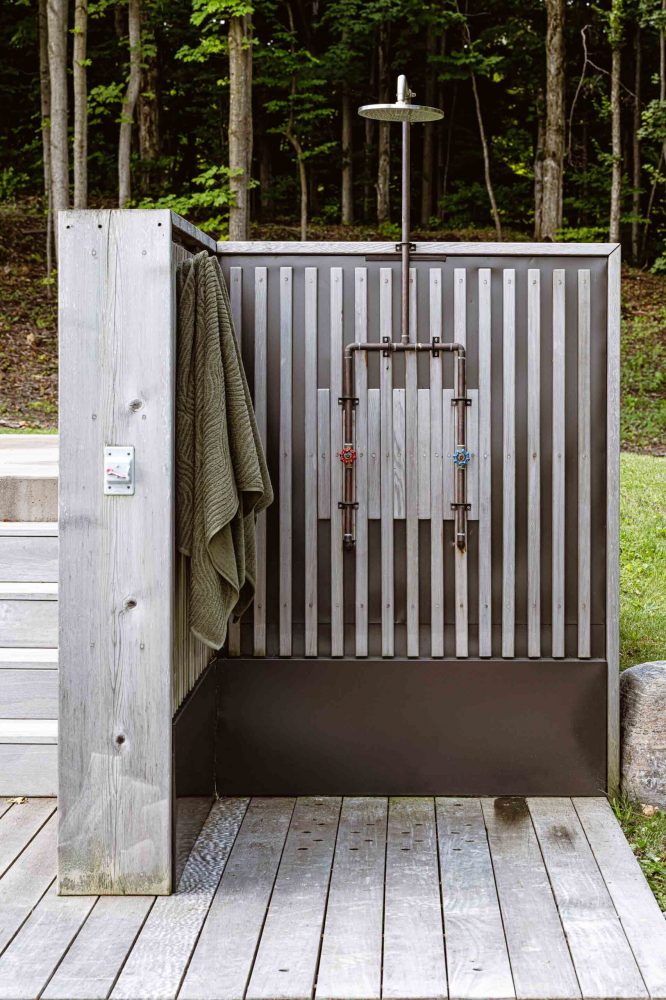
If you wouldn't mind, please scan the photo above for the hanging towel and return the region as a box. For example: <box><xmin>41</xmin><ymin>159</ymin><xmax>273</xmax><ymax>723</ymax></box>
<box><xmin>176</xmin><ymin>251</ymin><xmax>273</xmax><ymax>649</ymax></box>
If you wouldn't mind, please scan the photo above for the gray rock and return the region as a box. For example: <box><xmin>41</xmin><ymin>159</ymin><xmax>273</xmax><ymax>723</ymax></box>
<box><xmin>621</xmin><ymin>661</ymin><xmax>666</xmax><ymax>810</ymax></box>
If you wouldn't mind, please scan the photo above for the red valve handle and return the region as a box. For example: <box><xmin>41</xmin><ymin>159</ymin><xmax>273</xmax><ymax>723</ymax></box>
<box><xmin>339</xmin><ymin>445</ymin><xmax>357</xmax><ymax>466</ymax></box>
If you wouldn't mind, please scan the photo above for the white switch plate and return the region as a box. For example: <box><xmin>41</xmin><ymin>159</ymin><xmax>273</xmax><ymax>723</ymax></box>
<box><xmin>104</xmin><ymin>445</ymin><xmax>135</xmax><ymax>495</ymax></box>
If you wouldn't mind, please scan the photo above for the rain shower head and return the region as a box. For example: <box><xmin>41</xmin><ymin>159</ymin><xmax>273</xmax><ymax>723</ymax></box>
<box><xmin>358</xmin><ymin>73</ymin><xmax>443</xmax><ymax>123</ymax></box>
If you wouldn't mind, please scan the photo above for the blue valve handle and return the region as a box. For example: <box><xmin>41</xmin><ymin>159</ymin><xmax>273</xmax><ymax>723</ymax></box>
<box><xmin>453</xmin><ymin>447</ymin><xmax>471</xmax><ymax>468</ymax></box>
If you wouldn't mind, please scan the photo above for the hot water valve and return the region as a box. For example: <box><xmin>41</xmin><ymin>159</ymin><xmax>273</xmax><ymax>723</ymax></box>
<box><xmin>104</xmin><ymin>446</ymin><xmax>135</xmax><ymax>495</ymax></box>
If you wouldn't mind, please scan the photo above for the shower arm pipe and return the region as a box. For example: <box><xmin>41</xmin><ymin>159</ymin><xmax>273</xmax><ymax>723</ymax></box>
<box><xmin>340</xmin><ymin>340</ymin><xmax>469</xmax><ymax>553</ymax></box>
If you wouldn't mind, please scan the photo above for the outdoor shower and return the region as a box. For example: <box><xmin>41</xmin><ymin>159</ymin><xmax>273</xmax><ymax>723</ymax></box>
<box><xmin>339</xmin><ymin>75</ymin><xmax>470</xmax><ymax>552</ymax></box>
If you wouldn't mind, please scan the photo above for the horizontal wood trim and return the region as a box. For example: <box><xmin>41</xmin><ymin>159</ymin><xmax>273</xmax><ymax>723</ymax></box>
<box><xmin>0</xmin><ymin>523</ymin><xmax>58</xmax><ymax>537</ymax></box>
<box><xmin>0</xmin><ymin>668</ymin><xmax>58</xmax><ymax>718</ymax></box>
<box><xmin>0</xmin><ymin>536</ymin><xmax>58</xmax><ymax>583</ymax></box>
<box><xmin>0</xmin><ymin>599</ymin><xmax>58</xmax><ymax>647</ymax></box>
<box><xmin>0</xmin><ymin>719</ymin><xmax>58</xmax><ymax>743</ymax></box>
<box><xmin>218</xmin><ymin>241</ymin><xmax>619</xmax><ymax>257</ymax></box>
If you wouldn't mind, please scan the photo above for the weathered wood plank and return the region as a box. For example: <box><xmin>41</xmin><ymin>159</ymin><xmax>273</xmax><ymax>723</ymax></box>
<box><xmin>253</xmin><ymin>267</ymin><xmax>268</xmax><ymax>657</ymax></box>
<box><xmin>528</xmin><ymin>797</ymin><xmax>647</xmax><ymax>999</ymax></box>
<box><xmin>304</xmin><ymin>267</ymin><xmax>318</xmax><ymax>657</ymax></box>
<box><xmin>527</xmin><ymin>270</ymin><xmax>541</xmax><ymax>657</ymax></box>
<box><xmin>0</xmin><ymin>797</ymin><xmax>55</xmax><ymax>878</ymax></box>
<box><xmin>279</xmin><ymin>267</ymin><xmax>293</xmax><ymax>658</ymax></box>
<box><xmin>317</xmin><ymin>389</ymin><xmax>331</xmax><ymax>519</ymax></box>
<box><xmin>478</xmin><ymin>269</ymin><xmax>492</xmax><ymax>656</ymax></box>
<box><xmin>219</xmin><ymin>240</ymin><xmax>618</xmax><ymax>257</ymax></box>
<box><xmin>0</xmin><ymin>744</ymin><xmax>58</xmax><ymax>797</ymax></box>
<box><xmin>0</xmin><ymin>668</ymin><xmax>58</xmax><ymax>719</ymax></box>
<box><xmin>383</xmin><ymin>797</ymin><xmax>447</xmax><ymax>1000</ymax></box>
<box><xmin>0</xmin><ymin>883</ymin><xmax>95</xmax><ymax>1000</ymax></box>
<box><xmin>417</xmin><ymin>388</ymin><xmax>431</xmax><ymax>519</ymax></box>
<box><xmin>573</xmin><ymin>796</ymin><xmax>666</xmax><ymax>999</ymax></box>
<box><xmin>180</xmin><ymin>798</ymin><xmax>295</xmax><ymax>1000</ymax></box>
<box><xmin>393</xmin><ymin>389</ymin><xmax>406</xmax><ymax>520</ymax></box>
<box><xmin>454</xmin><ymin>268</ymin><xmax>468</xmax><ymax>657</ymax></box>
<box><xmin>0</xmin><ymin>597</ymin><xmax>58</xmax><ymax>647</ymax></box>
<box><xmin>607</xmin><ymin>247</ymin><xmax>622</xmax><ymax>794</ymax></box>
<box><xmin>43</xmin><ymin>896</ymin><xmax>154</xmax><ymax>1000</ymax></box>
<box><xmin>58</xmin><ymin>210</ymin><xmax>175</xmax><ymax>894</ymax></box>
<box><xmin>0</xmin><ymin>812</ymin><xmax>56</xmax><ymax>954</ymax></box>
<box><xmin>502</xmin><ymin>271</ymin><xmax>516</xmax><ymax>658</ymax></box>
<box><xmin>481</xmin><ymin>797</ymin><xmax>579</xmax><ymax>1000</ymax></box>
<box><xmin>577</xmin><ymin>270</ymin><xmax>591</xmax><ymax>658</ymax></box>
<box><xmin>316</xmin><ymin>797</ymin><xmax>387</xmax><ymax>1000</ymax></box>
<box><xmin>227</xmin><ymin>266</ymin><xmax>243</xmax><ymax>657</ymax></box>
<box><xmin>246</xmin><ymin>797</ymin><xmax>341</xmax><ymax>1000</ymax></box>
<box><xmin>330</xmin><ymin>269</ymin><xmax>344</xmax><ymax>657</ymax></box>
<box><xmin>367</xmin><ymin>389</ymin><xmax>381</xmax><ymax>520</ymax></box>
<box><xmin>111</xmin><ymin>798</ymin><xmax>248</xmax><ymax>1000</ymax></box>
<box><xmin>0</xmin><ymin>535</ymin><xmax>58</xmax><ymax>583</ymax></box>
<box><xmin>379</xmin><ymin>268</ymin><xmax>394</xmax><ymax>657</ymax></box>
<box><xmin>355</xmin><ymin>269</ymin><xmax>369</xmax><ymax>657</ymax></box>
<box><xmin>437</xmin><ymin>798</ymin><xmax>514</xmax><ymax>1000</ymax></box>
<box><xmin>405</xmin><ymin>270</ymin><xmax>419</xmax><ymax>657</ymax></box>
<box><xmin>552</xmin><ymin>269</ymin><xmax>566</xmax><ymax>658</ymax></box>
<box><xmin>430</xmin><ymin>270</ymin><xmax>444</xmax><ymax>657</ymax></box>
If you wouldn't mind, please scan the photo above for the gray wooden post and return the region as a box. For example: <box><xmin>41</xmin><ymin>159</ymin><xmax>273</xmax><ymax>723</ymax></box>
<box><xmin>58</xmin><ymin>209</ymin><xmax>176</xmax><ymax>894</ymax></box>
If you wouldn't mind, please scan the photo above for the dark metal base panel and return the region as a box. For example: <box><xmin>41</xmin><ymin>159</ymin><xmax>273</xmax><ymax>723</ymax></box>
<box><xmin>216</xmin><ymin>658</ymin><xmax>608</xmax><ymax>796</ymax></box>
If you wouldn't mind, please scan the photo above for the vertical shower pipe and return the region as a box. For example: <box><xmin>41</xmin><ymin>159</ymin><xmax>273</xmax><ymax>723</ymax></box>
<box><xmin>399</xmin><ymin>74</ymin><xmax>411</xmax><ymax>346</ymax></box>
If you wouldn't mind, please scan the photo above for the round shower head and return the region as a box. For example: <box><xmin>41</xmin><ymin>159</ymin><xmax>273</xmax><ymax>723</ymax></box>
<box><xmin>358</xmin><ymin>102</ymin><xmax>444</xmax><ymax>123</ymax></box>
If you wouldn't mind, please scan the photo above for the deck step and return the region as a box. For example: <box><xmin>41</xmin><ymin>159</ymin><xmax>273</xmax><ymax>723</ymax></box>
<box><xmin>0</xmin><ymin>719</ymin><xmax>58</xmax><ymax>795</ymax></box>
<box><xmin>0</xmin><ymin>584</ymin><xmax>58</xmax><ymax>647</ymax></box>
<box><xmin>0</xmin><ymin>525</ymin><xmax>58</xmax><ymax>582</ymax></box>
<box><xmin>0</xmin><ymin>434</ymin><xmax>59</xmax><ymax>521</ymax></box>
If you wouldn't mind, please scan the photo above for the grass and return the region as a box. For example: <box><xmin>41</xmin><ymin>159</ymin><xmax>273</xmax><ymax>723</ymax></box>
<box><xmin>612</xmin><ymin>795</ymin><xmax>666</xmax><ymax>910</ymax></box>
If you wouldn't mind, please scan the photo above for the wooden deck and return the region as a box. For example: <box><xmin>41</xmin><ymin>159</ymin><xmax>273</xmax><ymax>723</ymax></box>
<box><xmin>0</xmin><ymin>796</ymin><xmax>665</xmax><ymax>1000</ymax></box>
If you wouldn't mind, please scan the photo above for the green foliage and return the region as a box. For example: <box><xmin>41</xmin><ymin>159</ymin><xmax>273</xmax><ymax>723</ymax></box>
<box><xmin>611</xmin><ymin>794</ymin><xmax>666</xmax><ymax>911</ymax></box>
<box><xmin>139</xmin><ymin>163</ymin><xmax>251</xmax><ymax>233</ymax></box>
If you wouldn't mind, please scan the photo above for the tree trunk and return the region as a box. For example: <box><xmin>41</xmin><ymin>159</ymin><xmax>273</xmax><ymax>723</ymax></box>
<box><xmin>137</xmin><ymin>19</ymin><xmax>160</xmax><ymax>195</ymax></box>
<box><xmin>470</xmin><ymin>71</ymin><xmax>502</xmax><ymax>239</ymax></box>
<box><xmin>631</xmin><ymin>22</ymin><xmax>641</xmax><ymax>261</ymax></box>
<box><xmin>118</xmin><ymin>0</ymin><xmax>141</xmax><ymax>208</ymax></box>
<box><xmin>46</xmin><ymin>0</ymin><xmax>69</xmax><ymax>218</ymax></box>
<box><xmin>73</xmin><ymin>0</ymin><xmax>88</xmax><ymax>209</ymax></box>
<box><xmin>609</xmin><ymin>0</ymin><xmax>623</xmax><ymax>244</ymax></box>
<box><xmin>38</xmin><ymin>0</ymin><xmax>53</xmax><ymax>282</ymax></box>
<box><xmin>228</xmin><ymin>13</ymin><xmax>253</xmax><ymax>240</ymax></box>
<box><xmin>376</xmin><ymin>23</ymin><xmax>390</xmax><ymax>225</ymax></box>
<box><xmin>341</xmin><ymin>84</ymin><xmax>353</xmax><ymax>224</ymax></box>
<box><xmin>534</xmin><ymin>88</ymin><xmax>545</xmax><ymax>238</ymax></box>
<box><xmin>540</xmin><ymin>0</ymin><xmax>565</xmax><ymax>240</ymax></box>
<box><xmin>420</xmin><ymin>31</ymin><xmax>437</xmax><ymax>225</ymax></box>
<box><xmin>641</xmin><ymin>0</ymin><xmax>665</xmax><ymax>260</ymax></box>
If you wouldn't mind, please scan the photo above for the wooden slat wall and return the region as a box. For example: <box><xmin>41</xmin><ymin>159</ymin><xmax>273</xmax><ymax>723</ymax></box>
<box><xmin>405</xmin><ymin>270</ymin><xmax>419</xmax><ymax>657</ymax></box>
<box><xmin>228</xmin><ymin>267</ymin><xmax>243</xmax><ymax>658</ymax></box>
<box><xmin>478</xmin><ymin>269</ymin><xmax>492</xmax><ymax>657</ymax></box>
<box><xmin>552</xmin><ymin>269</ymin><xmax>566</xmax><ymax>659</ymax></box>
<box><xmin>379</xmin><ymin>269</ymin><xmax>394</xmax><ymax>658</ymax></box>
<box><xmin>527</xmin><ymin>269</ymin><xmax>541</xmax><ymax>658</ymax></box>
<box><xmin>253</xmin><ymin>268</ymin><xmax>268</xmax><ymax>657</ymax></box>
<box><xmin>453</xmin><ymin>268</ymin><xmax>468</xmax><ymax>657</ymax></box>
<box><xmin>429</xmin><ymin>270</ymin><xmax>444</xmax><ymax>658</ymax></box>
<box><xmin>279</xmin><ymin>268</ymin><xmax>293</xmax><ymax>657</ymax></box>
<box><xmin>502</xmin><ymin>270</ymin><xmax>516</xmax><ymax>658</ymax></box>
<box><xmin>330</xmin><ymin>269</ymin><xmax>344</xmax><ymax>657</ymax></box>
<box><xmin>354</xmin><ymin>269</ymin><xmax>369</xmax><ymax>658</ymax></box>
<box><xmin>304</xmin><ymin>268</ymin><xmax>318</xmax><ymax>657</ymax></box>
<box><xmin>577</xmin><ymin>270</ymin><xmax>591</xmax><ymax>659</ymax></box>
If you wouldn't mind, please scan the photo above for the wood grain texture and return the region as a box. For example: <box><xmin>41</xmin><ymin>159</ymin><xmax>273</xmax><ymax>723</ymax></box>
<box><xmin>354</xmin><ymin>269</ymin><xmax>369</xmax><ymax>657</ymax></box>
<box><xmin>317</xmin><ymin>389</ymin><xmax>331</xmax><ymax>520</ymax></box>
<box><xmin>253</xmin><ymin>267</ymin><xmax>268</xmax><ymax>656</ymax></box>
<box><xmin>606</xmin><ymin>247</ymin><xmax>621</xmax><ymax>795</ymax></box>
<box><xmin>43</xmin><ymin>896</ymin><xmax>154</xmax><ymax>1000</ymax></box>
<box><xmin>502</xmin><ymin>271</ymin><xmax>516</xmax><ymax>658</ymax></box>
<box><xmin>379</xmin><ymin>268</ymin><xmax>394</xmax><ymax>657</ymax></box>
<box><xmin>392</xmin><ymin>389</ymin><xmax>406</xmax><ymax>520</ymax></box>
<box><xmin>180</xmin><ymin>798</ymin><xmax>295</xmax><ymax>1000</ymax></box>
<box><xmin>0</xmin><ymin>744</ymin><xmax>57</xmax><ymax>796</ymax></box>
<box><xmin>528</xmin><ymin>797</ymin><xmax>646</xmax><ymax>999</ymax></box>
<box><xmin>0</xmin><ymin>798</ymin><xmax>56</xmax><ymax>878</ymax></box>
<box><xmin>58</xmin><ymin>210</ymin><xmax>175</xmax><ymax>894</ymax></box>
<box><xmin>367</xmin><ymin>389</ymin><xmax>381</xmax><ymax>520</ymax></box>
<box><xmin>437</xmin><ymin>798</ymin><xmax>514</xmax><ymax>1000</ymax></box>
<box><xmin>405</xmin><ymin>270</ymin><xmax>419</xmax><ymax>657</ymax></box>
<box><xmin>481</xmin><ymin>798</ymin><xmax>579</xmax><ymax>1000</ymax></box>
<box><xmin>552</xmin><ymin>270</ymin><xmax>566</xmax><ymax>658</ymax></box>
<box><xmin>0</xmin><ymin>812</ymin><xmax>56</xmax><ymax>954</ymax></box>
<box><xmin>227</xmin><ymin>266</ymin><xmax>243</xmax><ymax>657</ymax></box>
<box><xmin>246</xmin><ymin>797</ymin><xmax>341</xmax><ymax>1000</ymax></box>
<box><xmin>527</xmin><ymin>269</ymin><xmax>540</xmax><ymax>658</ymax></box>
<box><xmin>454</xmin><ymin>268</ymin><xmax>468</xmax><ymax>658</ymax></box>
<box><xmin>279</xmin><ymin>267</ymin><xmax>293</xmax><ymax>657</ymax></box>
<box><xmin>218</xmin><ymin>240</ymin><xmax>618</xmax><ymax>257</ymax></box>
<box><xmin>577</xmin><ymin>270</ymin><xmax>591</xmax><ymax>659</ymax></box>
<box><xmin>111</xmin><ymin>798</ymin><xmax>248</xmax><ymax>1000</ymax></box>
<box><xmin>573</xmin><ymin>796</ymin><xmax>666</xmax><ymax>998</ymax></box>
<box><xmin>417</xmin><ymin>388</ymin><xmax>431</xmax><ymax>519</ymax></box>
<box><xmin>329</xmin><ymin>269</ymin><xmax>344</xmax><ymax>657</ymax></box>
<box><xmin>0</xmin><ymin>597</ymin><xmax>58</xmax><ymax>647</ymax></box>
<box><xmin>383</xmin><ymin>797</ymin><xmax>447</xmax><ymax>1000</ymax></box>
<box><xmin>430</xmin><ymin>270</ymin><xmax>444</xmax><ymax>657</ymax></box>
<box><xmin>304</xmin><ymin>268</ymin><xmax>318</xmax><ymax>657</ymax></box>
<box><xmin>0</xmin><ymin>535</ymin><xmax>58</xmax><ymax>582</ymax></box>
<box><xmin>316</xmin><ymin>797</ymin><xmax>387</xmax><ymax>1000</ymax></box>
<box><xmin>0</xmin><ymin>668</ymin><xmax>58</xmax><ymax>719</ymax></box>
<box><xmin>478</xmin><ymin>269</ymin><xmax>492</xmax><ymax>656</ymax></box>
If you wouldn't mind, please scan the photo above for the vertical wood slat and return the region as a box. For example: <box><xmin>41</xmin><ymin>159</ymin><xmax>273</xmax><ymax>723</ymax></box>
<box><xmin>367</xmin><ymin>390</ymin><xmax>381</xmax><ymax>519</ymax></box>
<box><xmin>478</xmin><ymin>268</ymin><xmax>492</xmax><ymax>656</ymax></box>
<box><xmin>577</xmin><ymin>269</ymin><xmax>591</xmax><ymax>658</ymax></box>
<box><xmin>453</xmin><ymin>268</ymin><xmax>468</xmax><ymax>658</ymax></box>
<box><xmin>330</xmin><ymin>269</ymin><xmax>344</xmax><ymax>657</ymax></box>
<box><xmin>552</xmin><ymin>269</ymin><xmax>567</xmax><ymax>658</ymax></box>
<box><xmin>502</xmin><ymin>270</ymin><xmax>516</xmax><ymax>658</ymax></box>
<box><xmin>405</xmin><ymin>269</ymin><xmax>419</xmax><ymax>657</ymax></box>
<box><xmin>392</xmin><ymin>391</ymin><xmax>406</xmax><ymax>519</ymax></box>
<box><xmin>317</xmin><ymin>390</ymin><xmax>331</xmax><ymax>519</ymax></box>
<box><xmin>607</xmin><ymin>247</ymin><xmax>622</xmax><ymax>795</ymax></box>
<box><xmin>279</xmin><ymin>267</ymin><xmax>293</xmax><ymax>657</ymax></box>
<box><xmin>443</xmin><ymin>390</ymin><xmax>478</xmax><ymax>519</ymax></box>
<box><xmin>304</xmin><ymin>268</ymin><xmax>318</xmax><ymax>656</ymax></box>
<box><xmin>228</xmin><ymin>267</ymin><xmax>243</xmax><ymax>656</ymax></box>
<box><xmin>379</xmin><ymin>268</ymin><xmax>394</xmax><ymax>657</ymax></box>
<box><xmin>429</xmin><ymin>269</ymin><xmax>444</xmax><ymax>657</ymax></box>
<box><xmin>527</xmin><ymin>269</ymin><xmax>541</xmax><ymax>658</ymax></box>
<box><xmin>253</xmin><ymin>268</ymin><xmax>268</xmax><ymax>657</ymax></box>
<box><xmin>354</xmin><ymin>269</ymin><xmax>369</xmax><ymax>658</ymax></box>
<box><xmin>417</xmin><ymin>389</ymin><xmax>430</xmax><ymax>519</ymax></box>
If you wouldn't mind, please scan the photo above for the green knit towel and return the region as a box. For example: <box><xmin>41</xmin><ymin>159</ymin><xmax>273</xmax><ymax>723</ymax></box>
<box><xmin>176</xmin><ymin>251</ymin><xmax>273</xmax><ymax>650</ymax></box>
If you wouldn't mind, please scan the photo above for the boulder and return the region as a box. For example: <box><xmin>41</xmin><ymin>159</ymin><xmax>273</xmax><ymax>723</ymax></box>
<box><xmin>620</xmin><ymin>661</ymin><xmax>666</xmax><ymax>810</ymax></box>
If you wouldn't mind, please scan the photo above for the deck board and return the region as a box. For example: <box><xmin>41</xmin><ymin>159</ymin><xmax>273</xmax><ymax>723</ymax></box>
<box><xmin>0</xmin><ymin>797</ymin><xmax>662</xmax><ymax>1000</ymax></box>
